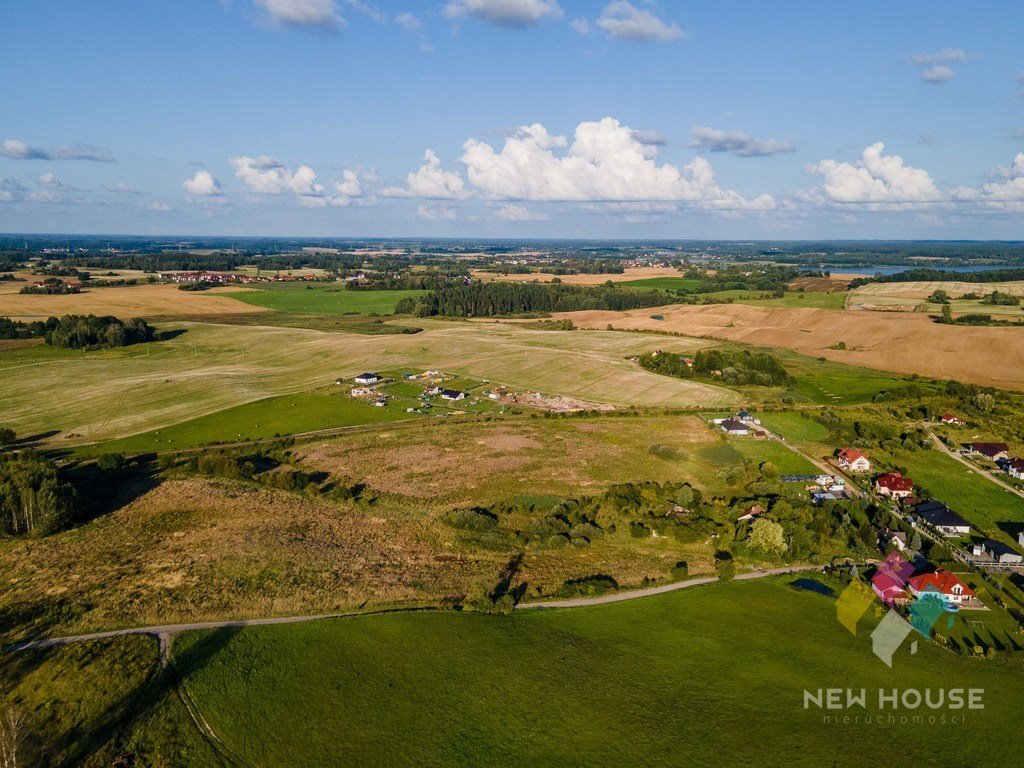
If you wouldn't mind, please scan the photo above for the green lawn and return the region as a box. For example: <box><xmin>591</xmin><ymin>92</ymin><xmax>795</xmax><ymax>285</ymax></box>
<box><xmin>79</xmin><ymin>391</ymin><xmax>422</xmax><ymax>455</ymax></box>
<box><xmin>172</xmin><ymin>579</ymin><xmax>1024</xmax><ymax>767</ymax></box>
<box><xmin>720</xmin><ymin>437</ymin><xmax>819</xmax><ymax>474</ymax></box>
<box><xmin>221</xmin><ymin>284</ymin><xmax>426</xmax><ymax>315</ymax></box>
<box><xmin>882</xmin><ymin>447</ymin><xmax>1024</xmax><ymax>540</ymax></box>
<box><xmin>756</xmin><ymin>411</ymin><xmax>832</xmax><ymax>443</ymax></box>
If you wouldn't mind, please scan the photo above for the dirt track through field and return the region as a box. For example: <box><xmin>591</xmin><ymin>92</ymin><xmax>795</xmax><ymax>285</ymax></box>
<box><xmin>3</xmin><ymin>567</ymin><xmax>824</xmax><ymax>652</ymax></box>
<box><xmin>560</xmin><ymin>304</ymin><xmax>1024</xmax><ymax>391</ymax></box>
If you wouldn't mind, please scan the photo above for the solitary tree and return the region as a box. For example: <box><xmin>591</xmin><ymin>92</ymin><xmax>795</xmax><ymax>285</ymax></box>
<box><xmin>749</xmin><ymin>518</ymin><xmax>788</xmax><ymax>556</ymax></box>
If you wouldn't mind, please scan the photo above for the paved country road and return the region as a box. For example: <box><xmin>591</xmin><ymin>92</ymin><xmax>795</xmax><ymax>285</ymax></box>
<box><xmin>515</xmin><ymin>565</ymin><xmax>826</xmax><ymax>609</ymax></box>
<box><xmin>3</xmin><ymin>566</ymin><xmax>828</xmax><ymax>652</ymax></box>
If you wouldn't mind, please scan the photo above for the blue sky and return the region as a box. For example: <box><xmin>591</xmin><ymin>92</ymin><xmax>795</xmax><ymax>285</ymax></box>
<box><xmin>1</xmin><ymin>0</ymin><xmax>1022</xmax><ymax>238</ymax></box>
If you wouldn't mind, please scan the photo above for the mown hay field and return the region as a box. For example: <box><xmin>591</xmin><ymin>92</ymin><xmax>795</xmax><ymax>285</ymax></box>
<box><xmin>560</xmin><ymin>303</ymin><xmax>1024</xmax><ymax>391</ymax></box>
<box><xmin>0</xmin><ymin>282</ymin><xmax>267</xmax><ymax>321</ymax></box>
<box><xmin>0</xmin><ymin>320</ymin><xmax>735</xmax><ymax>445</ymax></box>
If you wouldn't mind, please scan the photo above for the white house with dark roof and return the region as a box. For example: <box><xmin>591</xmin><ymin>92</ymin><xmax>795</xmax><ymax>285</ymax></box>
<box><xmin>354</xmin><ymin>372</ymin><xmax>382</xmax><ymax>385</ymax></box>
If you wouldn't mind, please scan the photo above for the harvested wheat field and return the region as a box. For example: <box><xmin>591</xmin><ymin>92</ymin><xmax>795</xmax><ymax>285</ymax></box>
<box><xmin>1</xmin><ymin>320</ymin><xmax>735</xmax><ymax>444</ymax></box>
<box><xmin>561</xmin><ymin>303</ymin><xmax>1024</xmax><ymax>390</ymax></box>
<box><xmin>788</xmin><ymin>275</ymin><xmax>851</xmax><ymax>292</ymax></box>
<box><xmin>851</xmin><ymin>280</ymin><xmax>1024</xmax><ymax>300</ymax></box>
<box><xmin>0</xmin><ymin>282</ymin><xmax>267</xmax><ymax>321</ymax></box>
<box><xmin>470</xmin><ymin>266</ymin><xmax>684</xmax><ymax>285</ymax></box>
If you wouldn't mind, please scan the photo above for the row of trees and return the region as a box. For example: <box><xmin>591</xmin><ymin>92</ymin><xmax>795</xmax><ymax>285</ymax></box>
<box><xmin>394</xmin><ymin>281</ymin><xmax>673</xmax><ymax>317</ymax></box>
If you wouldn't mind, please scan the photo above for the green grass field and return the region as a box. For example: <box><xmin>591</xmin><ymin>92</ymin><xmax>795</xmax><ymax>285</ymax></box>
<box><xmin>701</xmin><ymin>290</ymin><xmax>848</xmax><ymax>311</ymax></box>
<box><xmin>616</xmin><ymin>276</ymin><xmax>703</xmax><ymax>291</ymax></box>
<box><xmin>169</xmin><ymin>579</ymin><xmax>1024</xmax><ymax>767</ymax></box>
<box><xmin>77</xmin><ymin>391</ymin><xmax>423</xmax><ymax>455</ymax></box>
<box><xmin>881</xmin><ymin>447</ymin><xmax>1024</xmax><ymax>540</ymax></box>
<box><xmin>755</xmin><ymin>411</ymin><xmax>832</xmax><ymax>443</ymax></box>
<box><xmin>701</xmin><ymin>437</ymin><xmax>818</xmax><ymax>475</ymax></box>
<box><xmin>220</xmin><ymin>284</ymin><xmax>426</xmax><ymax>315</ymax></box>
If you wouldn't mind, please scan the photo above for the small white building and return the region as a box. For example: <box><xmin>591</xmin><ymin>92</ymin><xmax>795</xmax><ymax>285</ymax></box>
<box><xmin>354</xmin><ymin>372</ymin><xmax>382</xmax><ymax>385</ymax></box>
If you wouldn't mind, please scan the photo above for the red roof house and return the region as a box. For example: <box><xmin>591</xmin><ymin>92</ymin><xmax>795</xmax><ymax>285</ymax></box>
<box><xmin>940</xmin><ymin>413</ymin><xmax>965</xmax><ymax>425</ymax></box>
<box><xmin>875</xmin><ymin>472</ymin><xmax>914</xmax><ymax>499</ymax></box>
<box><xmin>837</xmin><ymin>448</ymin><xmax>871</xmax><ymax>472</ymax></box>
<box><xmin>908</xmin><ymin>570</ymin><xmax>973</xmax><ymax>605</ymax></box>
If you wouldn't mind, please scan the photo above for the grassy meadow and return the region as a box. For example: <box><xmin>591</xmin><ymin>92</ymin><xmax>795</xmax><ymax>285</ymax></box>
<box><xmin>169</xmin><ymin>579</ymin><xmax>1024</xmax><ymax>768</ymax></box>
<box><xmin>218</xmin><ymin>283</ymin><xmax>427</xmax><ymax>315</ymax></box>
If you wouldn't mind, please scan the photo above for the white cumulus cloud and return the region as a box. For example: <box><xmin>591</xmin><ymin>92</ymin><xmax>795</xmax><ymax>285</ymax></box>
<box><xmin>383</xmin><ymin>149</ymin><xmax>468</xmax><ymax>199</ymax></box>
<box><xmin>255</xmin><ymin>0</ymin><xmax>345</xmax><ymax>31</ymax></box>
<box><xmin>444</xmin><ymin>0</ymin><xmax>563</xmax><ymax>28</ymax></box>
<box><xmin>808</xmin><ymin>142</ymin><xmax>943</xmax><ymax>204</ymax></box>
<box><xmin>595</xmin><ymin>2</ymin><xmax>684</xmax><ymax>43</ymax></box>
<box><xmin>954</xmin><ymin>153</ymin><xmax>1024</xmax><ymax>208</ymax></box>
<box><xmin>690</xmin><ymin>126</ymin><xmax>795</xmax><ymax>157</ymax></box>
<box><xmin>496</xmin><ymin>203</ymin><xmax>548</xmax><ymax>221</ymax></box>
<box><xmin>229</xmin><ymin>155</ymin><xmax>370</xmax><ymax>206</ymax></box>
<box><xmin>458</xmin><ymin>117</ymin><xmax>773</xmax><ymax>209</ymax></box>
<box><xmin>183</xmin><ymin>170</ymin><xmax>224</xmax><ymax>197</ymax></box>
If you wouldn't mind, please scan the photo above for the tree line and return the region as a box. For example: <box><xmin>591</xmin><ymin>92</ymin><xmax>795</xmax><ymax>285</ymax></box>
<box><xmin>850</xmin><ymin>267</ymin><xmax>1024</xmax><ymax>288</ymax></box>
<box><xmin>393</xmin><ymin>281</ymin><xmax>673</xmax><ymax>317</ymax></box>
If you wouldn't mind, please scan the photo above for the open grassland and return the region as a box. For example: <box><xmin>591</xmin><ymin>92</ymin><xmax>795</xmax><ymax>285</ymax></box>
<box><xmin>879</xmin><ymin>447</ymin><xmax>1024</xmax><ymax>541</ymax></box>
<box><xmin>0</xmin><ymin>281</ymin><xmax>266</xmax><ymax>321</ymax></box>
<box><xmin>76</xmin><ymin>391</ymin><xmax>423</xmax><ymax>455</ymax></box>
<box><xmin>295</xmin><ymin>415</ymin><xmax>816</xmax><ymax>505</ymax></box>
<box><xmin>752</xmin><ymin>411</ymin><xmax>832</xmax><ymax>443</ymax></box>
<box><xmin>560</xmin><ymin>303</ymin><xmax>1024</xmax><ymax>391</ymax></box>
<box><xmin>470</xmin><ymin>266</ymin><xmax>684</xmax><ymax>285</ymax></box>
<box><xmin>0</xmin><ymin>636</ymin><xmax>219</xmax><ymax>767</ymax></box>
<box><xmin>0</xmin><ymin>321</ymin><xmax>735</xmax><ymax>445</ymax></box>
<box><xmin>701</xmin><ymin>289</ymin><xmax>848</xmax><ymax>311</ymax></box>
<box><xmin>0</xmin><ymin>416</ymin><xmax>815</xmax><ymax>641</ymax></box>
<box><xmin>217</xmin><ymin>283</ymin><xmax>426</xmax><ymax>315</ymax></box>
<box><xmin>173</xmin><ymin>580</ymin><xmax>1024</xmax><ymax>768</ymax></box>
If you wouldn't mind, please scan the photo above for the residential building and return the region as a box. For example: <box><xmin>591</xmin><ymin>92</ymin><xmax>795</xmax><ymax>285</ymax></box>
<box><xmin>911</xmin><ymin>500</ymin><xmax>971</xmax><ymax>537</ymax></box>
<box><xmin>836</xmin><ymin>448</ymin><xmax>871</xmax><ymax>472</ymax></box>
<box><xmin>972</xmin><ymin>539</ymin><xmax>1024</xmax><ymax>565</ymax></box>
<box><xmin>908</xmin><ymin>570</ymin><xmax>974</xmax><ymax>606</ymax></box>
<box><xmin>940</xmin><ymin>413</ymin><xmax>966</xmax><ymax>425</ymax></box>
<box><xmin>875</xmin><ymin>472</ymin><xmax>914</xmax><ymax>499</ymax></box>
<box><xmin>354</xmin><ymin>372</ymin><xmax>382</xmax><ymax>385</ymax></box>
<box><xmin>968</xmin><ymin>442</ymin><xmax>1010</xmax><ymax>461</ymax></box>
<box><xmin>720</xmin><ymin>419</ymin><xmax>749</xmax><ymax>435</ymax></box>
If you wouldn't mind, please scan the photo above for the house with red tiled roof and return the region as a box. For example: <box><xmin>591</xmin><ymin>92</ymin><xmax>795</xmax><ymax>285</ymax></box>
<box><xmin>940</xmin><ymin>413</ymin><xmax>965</xmax><ymax>426</ymax></box>
<box><xmin>908</xmin><ymin>570</ymin><xmax>973</xmax><ymax>606</ymax></box>
<box><xmin>874</xmin><ymin>472</ymin><xmax>914</xmax><ymax>499</ymax></box>
<box><xmin>871</xmin><ymin>571</ymin><xmax>910</xmax><ymax>607</ymax></box>
<box><xmin>836</xmin><ymin>448</ymin><xmax>871</xmax><ymax>472</ymax></box>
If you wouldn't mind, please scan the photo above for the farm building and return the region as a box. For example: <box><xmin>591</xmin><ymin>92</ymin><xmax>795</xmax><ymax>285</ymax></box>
<box><xmin>440</xmin><ymin>389</ymin><xmax>467</xmax><ymax>401</ymax></box>
<box><xmin>354</xmin><ymin>372</ymin><xmax>382</xmax><ymax>385</ymax></box>
<box><xmin>874</xmin><ymin>473</ymin><xmax>914</xmax><ymax>499</ymax></box>
<box><xmin>910</xmin><ymin>500</ymin><xmax>971</xmax><ymax>537</ymax></box>
<box><xmin>836</xmin><ymin>448</ymin><xmax>871</xmax><ymax>472</ymax></box>
<box><xmin>940</xmin><ymin>413</ymin><xmax>966</xmax><ymax>426</ymax></box>
<box><xmin>972</xmin><ymin>539</ymin><xmax>1023</xmax><ymax>565</ymax></box>
<box><xmin>907</xmin><ymin>570</ymin><xmax>973</xmax><ymax>606</ymax></box>
<box><xmin>736</xmin><ymin>411</ymin><xmax>760</xmax><ymax>425</ymax></box>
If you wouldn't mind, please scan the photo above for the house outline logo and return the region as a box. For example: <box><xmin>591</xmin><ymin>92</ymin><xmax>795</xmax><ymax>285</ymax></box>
<box><xmin>835</xmin><ymin>555</ymin><xmax>956</xmax><ymax>668</ymax></box>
